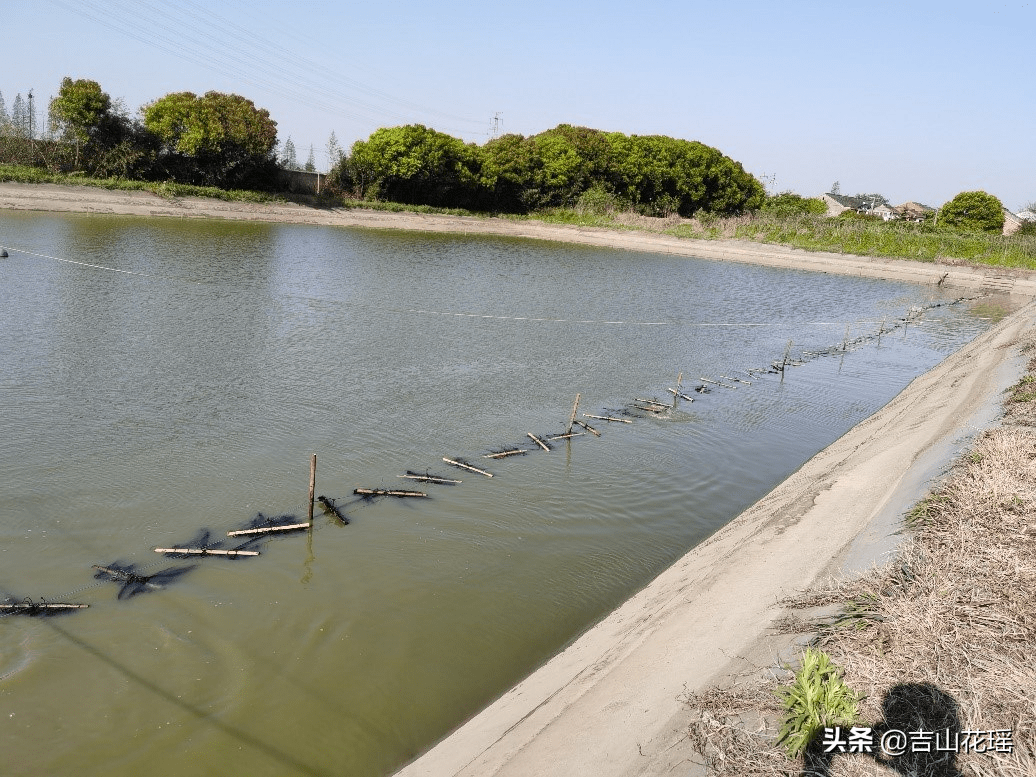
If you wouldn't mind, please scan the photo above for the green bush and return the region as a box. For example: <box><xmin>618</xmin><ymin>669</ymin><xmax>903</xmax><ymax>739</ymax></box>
<box><xmin>760</xmin><ymin>192</ymin><xmax>826</xmax><ymax>217</ymax></box>
<box><xmin>940</xmin><ymin>190</ymin><xmax>1005</xmax><ymax>233</ymax></box>
<box><xmin>776</xmin><ymin>648</ymin><xmax>860</xmax><ymax>758</ymax></box>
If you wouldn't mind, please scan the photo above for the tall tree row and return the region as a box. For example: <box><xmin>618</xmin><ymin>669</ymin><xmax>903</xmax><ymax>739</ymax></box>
<box><xmin>332</xmin><ymin>123</ymin><xmax>765</xmax><ymax>217</ymax></box>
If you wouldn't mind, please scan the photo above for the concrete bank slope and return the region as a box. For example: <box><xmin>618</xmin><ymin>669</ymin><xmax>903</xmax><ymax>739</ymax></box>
<box><xmin>394</xmin><ymin>303</ymin><xmax>1035</xmax><ymax>777</ymax></box>
<box><xmin>2</xmin><ymin>182</ymin><xmax>1035</xmax><ymax>296</ymax></box>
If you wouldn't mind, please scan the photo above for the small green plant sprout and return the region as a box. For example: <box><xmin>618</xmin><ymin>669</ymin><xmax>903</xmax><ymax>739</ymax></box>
<box><xmin>776</xmin><ymin>647</ymin><xmax>860</xmax><ymax>758</ymax></box>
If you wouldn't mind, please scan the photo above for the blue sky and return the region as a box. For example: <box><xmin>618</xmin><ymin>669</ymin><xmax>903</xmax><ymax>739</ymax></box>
<box><xmin>3</xmin><ymin>0</ymin><xmax>1033</xmax><ymax>209</ymax></box>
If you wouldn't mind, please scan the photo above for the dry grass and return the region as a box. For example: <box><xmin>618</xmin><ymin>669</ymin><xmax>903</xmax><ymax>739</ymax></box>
<box><xmin>681</xmin><ymin>336</ymin><xmax>1036</xmax><ymax>776</ymax></box>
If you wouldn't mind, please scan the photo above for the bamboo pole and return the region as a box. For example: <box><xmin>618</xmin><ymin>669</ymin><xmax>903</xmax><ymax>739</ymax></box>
<box><xmin>719</xmin><ymin>375</ymin><xmax>751</xmax><ymax>385</ymax></box>
<box><xmin>228</xmin><ymin>523</ymin><xmax>310</xmax><ymax>537</ymax></box>
<box><xmin>583</xmin><ymin>413</ymin><xmax>632</xmax><ymax>423</ymax></box>
<box><xmin>154</xmin><ymin>548</ymin><xmax>260</xmax><ymax>557</ymax></box>
<box><xmin>666</xmin><ymin>388</ymin><xmax>695</xmax><ymax>402</ymax></box>
<box><xmin>573</xmin><ymin>419</ymin><xmax>601</xmax><ymax>437</ymax></box>
<box><xmin>677</xmin><ymin>371</ymin><xmax>683</xmax><ymax>390</ymax></box>
<box><xmin>527</xmin><ymin>433</ymin><xmax>551</xmax><ymax>451</ymax></box>
<box><xmin>484</xmin><ymin>449</ymin><xmax>528</xmax><ymax>459</ymax></box>
<box><xmin>634</xmin><ymin>398</ymin><xmax>668</xmax><ymax>406</ymax></box>
<box><xmin>699</xmin><ymin>377</ymin><xmax>736</xmax><ymax>389</ymax></box>
<box><xmin>547</xmin><ymin>432</ymin><xmax>584</xmax><ymax>440</ymax></box>
<box><xmin>397</xmin><ymin>474</ymin><xmax>462</xmax><ymax>483</ymax></box>
<box><xmin>443</xmin><ymin>458</ymin><xmax>493</xmax><ymax>477</ymax></box>
<box><xmin>566</xmin><ymin>393</ymin><xmax>581</xmax><ymax>434</ymax></box>
<box><xmin>2</xmin><ymin>603</ymin><xmax>88</xmax><ymax>611</ymax></box>
<box><xmin>781</xmin><ymin>339</ymin><xmax>793</xmax><ymax>372</ymax></box>
<box><xmin>354</xmin><ymin>488</ymin><xmax>428</xmax><ymax>497</ymax></box>
<box><xmin>307</xmin><ymin>454</ymin><xmax>317</xmax><ymax>524</ymax></box>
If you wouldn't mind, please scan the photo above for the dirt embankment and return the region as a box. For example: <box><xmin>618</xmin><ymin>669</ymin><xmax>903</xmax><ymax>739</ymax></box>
<box><xmin>2</xmin><ymin>181</ymin><xmax>1035</xmax><ymax>296</ymax></box>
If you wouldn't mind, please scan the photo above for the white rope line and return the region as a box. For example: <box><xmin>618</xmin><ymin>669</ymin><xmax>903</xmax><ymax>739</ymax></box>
<box><xmin>0</xmin><ymin>243</ymin><xmax>208</xmax><ymax>284</ymax></box>
<box><xmin>2</xmin><ymin>242</ymin><xmax>942</xmax><ymax>329</ymax></box>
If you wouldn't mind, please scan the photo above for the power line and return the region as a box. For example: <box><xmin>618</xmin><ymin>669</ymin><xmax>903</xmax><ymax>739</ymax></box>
<box><xmin>48</xmin><ymin>0</ymin><xmax>485</xmax><ymax>139</ymax></box>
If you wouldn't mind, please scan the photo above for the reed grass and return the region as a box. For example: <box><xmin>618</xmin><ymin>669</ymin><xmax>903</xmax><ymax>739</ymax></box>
<box><xmin>680</xmin><ymin>335</ymin><xmax>1036</xmax><ymax>775</ymax></box>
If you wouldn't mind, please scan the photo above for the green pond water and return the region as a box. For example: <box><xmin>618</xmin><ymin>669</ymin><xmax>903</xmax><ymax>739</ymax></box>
<box><xmin>0</xmin><ymin>211</ymin><xmax>1005</xmax><ymax>776</ymax></box>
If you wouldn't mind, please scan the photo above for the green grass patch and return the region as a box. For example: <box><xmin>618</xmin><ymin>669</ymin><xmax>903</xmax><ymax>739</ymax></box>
<box><xmin>0</xmin><ymin>163</ymin><xmax>281</xmax><ymax>204</ymax></box>
<box><xmin>668</xmin><ymin>213</ymin><xmax>1036</xmax><ymax>270</ymax></box>
<box><xmin>776</xmin><ymin>648</ymin><xmax>860</xmax><ymax>758</ymax></box>
<box><xmin>1008</xmin><ymin>374</ymin><xmax>1036</xmax><ymax>404</ymax></box>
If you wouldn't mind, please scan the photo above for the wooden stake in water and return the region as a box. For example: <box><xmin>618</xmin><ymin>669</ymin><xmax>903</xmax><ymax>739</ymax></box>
<box><xmin>567</xmin><ymin>393</ymin><xmax>581</xmax><ymax>434</ymax></box>
<box><xmin>307</xmin><ymin>454</ymin><xmax>317</xmax><ymax>524</ymax></box>
<box><xmin>781</xmin><ymin>340</ymin><xmax>794</xmax><ymax>372</ymax></box>
<box><xmin>877</xmin><ymin>317</ymin><xmax>886</xmax><ymax>346</ymax></box>
<box><xmin>842</xmin><ymin>323</ymin><xmax>851</xmax><ymax>351</ymax></box>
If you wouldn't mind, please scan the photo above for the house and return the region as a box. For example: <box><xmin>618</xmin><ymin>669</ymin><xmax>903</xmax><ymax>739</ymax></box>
<box><xmin>822</xmin><ymin>193</ymin><xmax>898</xmax><ymax>220</ymax></box>
<box><xmin>893</xmin><ymin>201</ymin><xmax>936</xmax><ymax>222</ymax></box>
<box><xmin>1003</xmin><ymin>208</ymin><xmax>1024</xmax><ymax>236</ymax></box>
<box><xmin>822</xmin><ymin>193</ymin><xmax>868</xmax><ymax>216</ymax></box>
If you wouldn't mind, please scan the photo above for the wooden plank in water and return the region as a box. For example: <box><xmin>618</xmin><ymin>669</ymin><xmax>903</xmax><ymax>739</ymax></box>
<box><xmin>443</xmin><ymin>458</ymin><xmax>493</xmax><ymax>477</ymax></box>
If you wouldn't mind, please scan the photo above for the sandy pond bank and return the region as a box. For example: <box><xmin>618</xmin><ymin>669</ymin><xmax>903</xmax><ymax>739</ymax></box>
<box><xmin>3</xmin><ymin>182</ymin><xmax>1035</xmax><ymax>776</ymax></box>
<box><xmin>2</xmin><ymin>180</ymin><xmax>1036</xmax><ymax>297</ymax></box>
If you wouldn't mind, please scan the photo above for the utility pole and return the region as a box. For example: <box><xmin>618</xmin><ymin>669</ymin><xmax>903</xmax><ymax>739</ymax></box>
<box><xmin>27</xmin><ymin>89</ymin><xmax>34</xmax><ymax>140</ymax></box>
<box><xmin>490</xmin><ymin>112</ymin><xmax>501</xmax><ymax>139</ymax></box>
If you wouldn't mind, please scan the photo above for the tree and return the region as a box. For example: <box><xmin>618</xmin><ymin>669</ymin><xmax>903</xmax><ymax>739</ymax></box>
<box><xmin>325</xmin><ymin>131</ymin><xmax>343</xmax><ymax>168</ymax></box>
<box><xmin>281</xmin><ymin>137</ymin><xmax>298</xmax><ymax>169</ymax></box>
<box><xmin>939</xmin><ymin>190</ymin><xmax>1005</xmax><ymax>233</ymax></box>
<box><xmin>348</xmin><ymin>124</ymin><xmax>480</xmax><ymax>207</ymax></box>
<box><xmin>0</xmin><ymin>91</ymin><xmax>9</xmax><ymax>135</ymax></box>
<box><xmin>49</xmin><ymin>77</ymin><xmax>129</xmax><ymax>168</ymax></box>
<box><xmin>142</xmin><ymin>91</ymin><xmax>278</xmax><ymax>187</ymax></box>
<box><xmin>830</xmin><ymin>181</ymin><xmax>841</xmax><ymax>195</ymax></box>
<box><xmin>304</xmin><ymin>144</ymin><xmax>316</xmax><ymax>172</ymax></box>
<box><xmin>11</xmin><ymin>94</ymin><xmax>26</xmax><ymax>138</ymax></box>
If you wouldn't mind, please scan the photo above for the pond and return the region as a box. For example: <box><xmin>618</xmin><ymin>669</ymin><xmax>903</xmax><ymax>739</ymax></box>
<box><xmin>0</xmin><ymin>211</ymin><xmax>1002</xmax><ymax>776</ymax></box>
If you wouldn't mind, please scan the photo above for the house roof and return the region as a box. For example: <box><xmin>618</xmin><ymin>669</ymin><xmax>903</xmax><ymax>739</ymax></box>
<box><xmin>893</xmin><ymin>201</ymin><xmax>936</xmax><ymax>217</ymax></box>
<box><xmin>824</xmin><ymin>193</ymin><xmax>867</xmax><ymax>209</ymax></box>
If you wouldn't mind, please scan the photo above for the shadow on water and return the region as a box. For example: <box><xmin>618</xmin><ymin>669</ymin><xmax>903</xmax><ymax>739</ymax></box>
<box><xmin>803</xmin><ymin>682</ymin><xmax>964</xmax><ymax>777</ymax></box>
<box><xmin>44</xmin><ymin>620</ymin><xmax>329</xmax><ymax>777</ymax></box>
<box><xmin>92</xmin><ymin>561</ymin><xmax>198</xmax><ymax>600</ymax></box>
